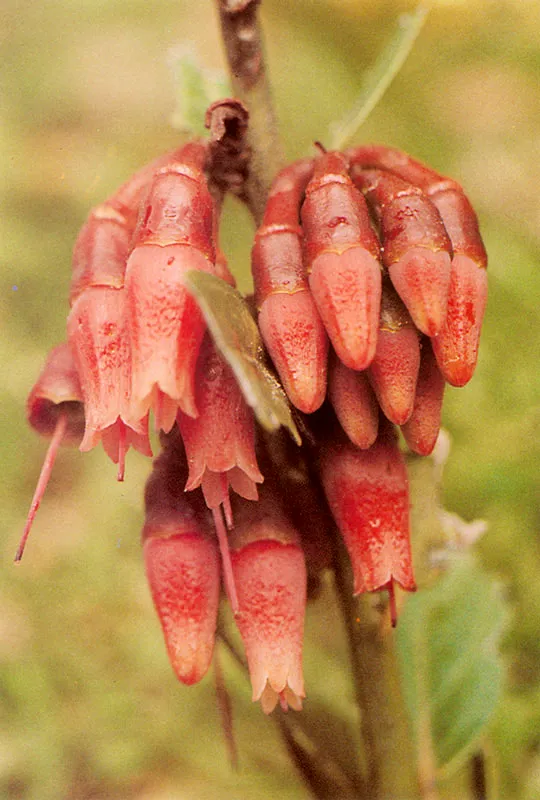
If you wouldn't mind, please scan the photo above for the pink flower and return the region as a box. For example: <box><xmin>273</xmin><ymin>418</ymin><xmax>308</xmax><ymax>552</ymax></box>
<box><xmin>230</xmin><ymin>487</ymin><xmax>306</xmax><ymax>713</ymax></box>
<box><xmin>125</xmin><ymin>143</ymin><xmax>219</xmax><ymax>431</ymax></box>
<box><xmin>142</xmin><ymin>436</ymin><xmax>220</xmax><ymax>685</ymax></box>
<box><xmin>177</xmin><ymin>334</ymin><xmax>263</xmax><ymax>521</ymax></box>
<box><xmin>320</xmin><ymin>425</ymin><xmax>416</xmax><ymax>624</ymax></box>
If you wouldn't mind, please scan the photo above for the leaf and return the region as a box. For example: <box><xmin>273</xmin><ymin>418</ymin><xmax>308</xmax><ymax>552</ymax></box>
<box><xmin>330</xmin><ymin>2</ymin><xmax>430</xmax><ymax>150</ymax></box>
<box><xmin>396</xmin><ymin>554</ymin><xmax>506</xmax><ymax>778</ymax></box>
<box><xmin>168</xmin><ymin>46</ymin><xmax>230</xmax><ymax>136</ymax></box>
<box><xmin>184</xmin><ymin>271</ymin><xmax>301</xmax><ymax>444</ymax></box>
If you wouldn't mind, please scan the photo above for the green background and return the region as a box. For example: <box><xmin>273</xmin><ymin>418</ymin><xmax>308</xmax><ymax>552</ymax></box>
<box><xmin>2</xmin><ymin>1</ymin><xmax>539</xmax><ymax>797</ymax></box>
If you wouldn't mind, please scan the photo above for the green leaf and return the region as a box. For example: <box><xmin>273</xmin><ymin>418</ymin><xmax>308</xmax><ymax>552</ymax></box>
<box><xmin>396</xmin><ymin>554</ymin><xmax>506</xmax><ymax>778</ymax></box>
<box><xmin>330</xmin><ymin>3</ymin><xmax>430</xmax><ymax>150</ymax></box>
<box><xmin>169</xmin><ymin>47</ymin><xmax>230</xmax><ymax>136</ymax></box>
<box><xmin>184</xmin><ymin>271</ymin><xmax>301</xmax><ymax>444</ymax></box>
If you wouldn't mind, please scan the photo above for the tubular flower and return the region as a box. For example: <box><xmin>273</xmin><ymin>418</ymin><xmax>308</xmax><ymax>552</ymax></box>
<box><xmin>67</xmin><ymin>197</ymin><xmax>152</xmax><ymax>476</ymax></box>
<box><xmin>142</xmin><ymin>431</ymin><xmax>220</xmax><ymax>685</ymax></box>
<box><xmin>319</xmin><ymin>425</ymin><xmax>416</xmax><ymax>622</ymax></box>
<box><xmin>23</xmin><ymin>137</ymin><xmax>488</xmax><ymax>713</ymax></box>
<box><xmin>17</xmin><ymin>342</ymin><xmax>86</xmax><ymax>561</ymax></box>
<box><xmin>125</xmin><ymin>141</ymin><xmax>220</xmax><ymax>431</ymax></box>
<box><xmin>66</xmin><ymin>149</ymin><xmax>189</xmax><ymax>471</ymax></box>
<box><xmin>67</xmin><ymin>284</ymin><xmax>151</xmax><ymax>476</ymax></box>
<box><xmin>177</xmin><ymin>333</ymin><xmax>263</xmax><ymax>524</ymax></box>
<box><xmin>229</xmin><ymin>485</ymin><xmax>307</xmax><ymax>714</ymax></box>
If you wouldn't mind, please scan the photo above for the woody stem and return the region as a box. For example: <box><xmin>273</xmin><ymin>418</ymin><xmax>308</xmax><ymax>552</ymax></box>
<box><xmin>332</xmin><ymin>544</ymin><xmax>420</xmax><ymax>800</ymax></box>
<box><xmin>215</xmin><ymin>0</ymin><xmax>285</xmax><ymax>223</ymax></box>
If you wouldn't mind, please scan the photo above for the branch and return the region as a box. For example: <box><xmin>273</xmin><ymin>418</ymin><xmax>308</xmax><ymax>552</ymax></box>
<box><xmin>215</xmin><ymin>0</ymin><xmax>285</xmax><ymax>223</ymax></box>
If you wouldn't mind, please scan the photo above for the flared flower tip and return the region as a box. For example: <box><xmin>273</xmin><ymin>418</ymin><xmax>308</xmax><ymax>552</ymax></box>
<box><xmin>143</xmin><ymin>530</ymin><xmax>220</xmax><ymax>685</ymax></box>
<box><xmin>320</xmin><ymin>433</ymin><xmax>416</xmax><ymax>599</ymax></box>
<box><xmin>231</xmin><ymin>539</ymin><xmax>306</xmax><ymax>714</ymax></box>
<box><xmin>178</xmin><ymin>333</ymin><xmax>264</xmax><ymax>515</ymax></box>
<box><xmin>125</xmin><ymin>243</ymin><xmax>213</xmax><ymax>427</ymax></box>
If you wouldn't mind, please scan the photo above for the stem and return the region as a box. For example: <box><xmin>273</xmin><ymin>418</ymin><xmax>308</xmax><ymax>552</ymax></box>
<box><xmin>470</xmin><ymin>751</ymin><xmax>487</xmax><ymax>800</ymax></box>
<box><xmin>214</xmin><ymin>642</ymin><xmax>239</xmax><ymax>770</ymax></box>
<box><xmin>333</xmin><ymin>542</ymin><xmax>420</xmax><ymax>799</ymax></box>
<box><xmin>218</xmin><ymin>619</ymin><xmax>362</xmax><ymax>799</ymax></box>
<box><xmin>215</xmin><ymin>0</ymin><xmax>285</xmax><ymax>223</ymax></box>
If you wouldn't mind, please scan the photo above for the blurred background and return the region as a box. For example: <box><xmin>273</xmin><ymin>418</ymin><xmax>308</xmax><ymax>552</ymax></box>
<box><xmin>2</xmin><ymin>0</ymin><xmax>539</xmax><ymax>797</ymax></box>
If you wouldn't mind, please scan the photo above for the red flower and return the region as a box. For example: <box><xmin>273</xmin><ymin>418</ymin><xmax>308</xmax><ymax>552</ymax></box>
<box><xmin>230</xmin><ymin>487</ymin><xmax>307</xmax><ymax>713</ymax></box>
<box><xmin>142</xmin><ymin>435</ymin><xmax>220</xmax><ymax>685</ymax></box>
<box><xmin>320</xmin><ymin>425</ymin><xmax>416</xmax><ymax>622</ymax></box>
<box><xmin>125</xmin><ymin>143</ymin><xmax>219</xmax><ymax>431</ymax></box>
<box><xmin>177</xmin><ymin>334</ymin><xmax>263</xmax><ymax>523</ymax></box>
<box><xmin>18</xmin><ymin>342</ymin><xmax>85</xmax><ymax>561</ymax></box>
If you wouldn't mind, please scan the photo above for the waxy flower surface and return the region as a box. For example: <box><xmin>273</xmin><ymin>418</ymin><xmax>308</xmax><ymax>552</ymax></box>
<box><xmin>22</xmin><ymin>140</ymin><xmax>487</xmax><ymax>715</ymax></box>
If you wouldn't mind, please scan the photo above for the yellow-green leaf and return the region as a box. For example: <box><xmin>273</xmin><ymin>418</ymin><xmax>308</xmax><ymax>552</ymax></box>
<box><xmin>184</xmin><ymin>271</ymin><xmax>301</xmax><ymax>444</ymax></box>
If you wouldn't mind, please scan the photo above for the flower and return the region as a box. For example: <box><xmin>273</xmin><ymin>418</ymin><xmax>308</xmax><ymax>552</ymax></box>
<box><xmin>230</xmin><ymin>485</ymin><xmax>307</xmax><ymax>713</ymax></box>
<box><xmin>143</xmin><ymin>433</ymin><xmax>220</xmax><ymax>685</ymax></box>
<box><xmin>320</xmin><ymin>424</ymin><xmax>416</xmax><ymax>619</ymax></box>
<box><xmin>177</xmin><ymin>334</ymin><xmax>263</xmax><ymax>524</ymax></box>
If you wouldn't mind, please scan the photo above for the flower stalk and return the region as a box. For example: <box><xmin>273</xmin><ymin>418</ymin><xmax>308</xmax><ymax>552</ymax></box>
<box><xmin>215</xmin><ymin>0</ymin><xmax>285</xmax><ymax>222</ymax></box>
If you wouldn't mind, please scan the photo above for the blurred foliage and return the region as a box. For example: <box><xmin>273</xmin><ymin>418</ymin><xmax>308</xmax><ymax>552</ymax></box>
<box><xmin>2</xmin><ymin>0</ymin><xmax>540</xmax><ymax>798</ymax></box>
<box><xmin>397</xmin><ymin>553</ymin><xmax>505</xmax><ymax>777</ymax></box>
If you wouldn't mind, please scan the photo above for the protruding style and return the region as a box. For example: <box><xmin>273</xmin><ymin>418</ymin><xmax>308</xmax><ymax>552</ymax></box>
<box><xmin>17</xmin><ymin>342</ymin><xmax>85</xmax><ymax>561</ymax></box>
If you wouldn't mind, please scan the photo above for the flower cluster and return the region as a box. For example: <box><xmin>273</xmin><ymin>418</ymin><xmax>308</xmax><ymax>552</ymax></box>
<box><xmin>21</xmin><ymin>140</ymin><xmax>487</xmax><ymax>713</ymax></box>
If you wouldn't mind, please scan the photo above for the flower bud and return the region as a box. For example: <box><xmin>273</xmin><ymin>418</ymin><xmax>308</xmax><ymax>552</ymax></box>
<box><xmin>302</xmin><ymin>151</ymin><xmax>382</xmax><ymax>370</ymax></box>
<box><xmin>401</xmin><ymin>339</ymin><xmax>445</xmax><ymax>455</ymax></box>
<box><xmin>252</xmin><ymin>160</ymin><xmax>328</xmax><ymax>413</ymax></box>
<box><xmin>352</xmin><ymin>166</ymin><xmax>452</xmax><ymax>337</ymax></box>
<box><xmin>367</xmin><ymin>284</ymin><xmax>420</xmax><ymax>425</ymax></box>
<box><xmin>328</xmin><ymin>352</ymin><xmax>379</xmax><ymax>449</ymax></box>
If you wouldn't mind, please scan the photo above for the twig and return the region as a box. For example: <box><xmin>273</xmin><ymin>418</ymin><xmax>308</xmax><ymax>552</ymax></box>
<box><xmin>215</xmin><ymin>0</ymin><xmax>285</xmax><ymax>223</ymax></box>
